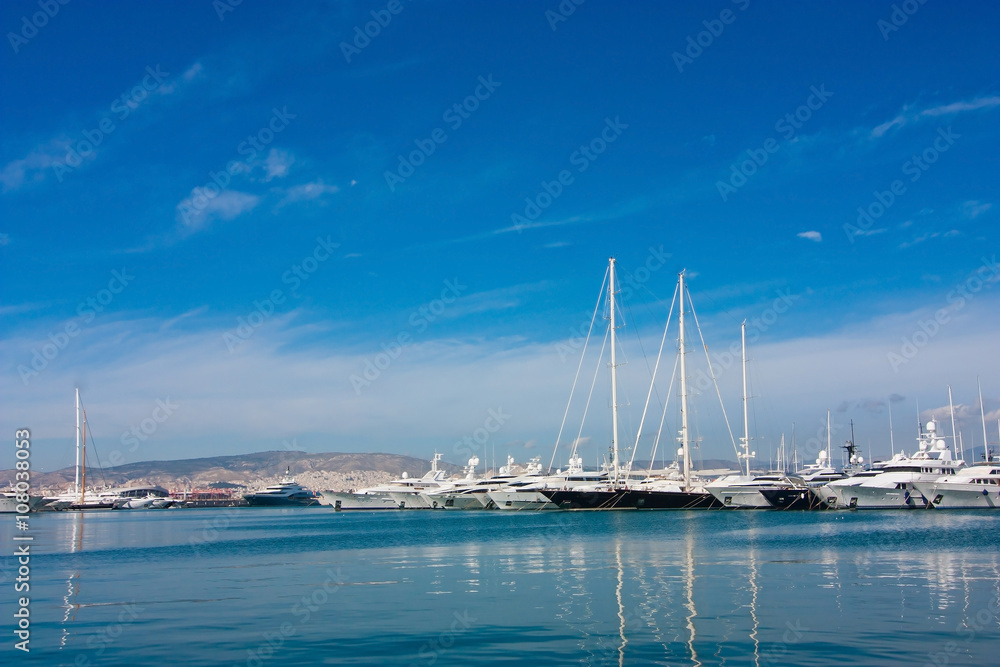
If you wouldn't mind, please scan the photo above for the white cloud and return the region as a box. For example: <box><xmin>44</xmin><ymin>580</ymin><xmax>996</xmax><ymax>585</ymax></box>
<box><xmin>963</xmin><ymin>200</ymin><xmax>992</xmax><ymax>219</ymax></box>
<box><xmin>797</xmin><ymin>231</ymin><xmax>822</xmax><ymax>242</ymax></box>
<box><xmin>870</xmin><ymin>96</ymin><xmax>1000</xmax><ymax>138</ymax></box>
<box><xmin>176</xmin><ymin>189</ymin><xmax>260</xmax><ymax>231</ymax></box>
<box><xmin>4</xmin><ymin>290</ymin><xmax>1000</xmax><ymax>472</ymax></box>
<box><xmin>263</xmin><ymin>148</ymin><xmax>294</xmax><ymax>181</ymax></box>
<box><xmin>0</xmin><ymin>140</ymin><xmax>72</xmax><ymax>192</ymax></box>
<box><xmin>280</xmin><ymin>180</ymin><xmax>339</xmax><ymax>203</ymax></box>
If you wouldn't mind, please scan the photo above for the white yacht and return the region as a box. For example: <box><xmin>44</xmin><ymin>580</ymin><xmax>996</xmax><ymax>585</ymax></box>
<box><xmin>912</xmin><ymin>459</ymin><xmax>1000</xmax><ymax>508</ymax></box>
<box><xmin>244</xmin><ymin>468</ymin><xmax>319</xmax><ymax>507</ymax></box>
<box><xmin>487</xmin><ymin>456</ymin><xmax>604</xmax><ymax>510</ymax></box>
<box><xmin>421</xmin><ymin>456</ymin><xmax>538</xmax><ymax>509</ymax></box>
<box><xmin>707</xmin><ymin>473</ymin><xmax>797</xmax><ymax>508</ymax></box>
<box><xmin>0</xmin><ymin>492</ymin><xmax>52</xmax><ymax>513</ymax></box>
<box><xmin>110</xmin><ymin>485</ymin><xmax>177</xmax><ymax>509</ymax></box>
<box><xmin>321</xmin><ymin>453</ymin><xmax>453</xmax><ymax>510</ymax></box>
<box><xmin>825</xmin><ymin>419</ymin><xmax>963</xmax><ymax>509</ymax></box>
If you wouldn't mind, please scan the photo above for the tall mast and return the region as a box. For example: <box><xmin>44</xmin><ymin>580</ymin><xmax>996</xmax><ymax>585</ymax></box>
<box><xmin>679</xmin><ymin>271</ymin><xmax>690</xmax><ymax>491</ymax></box>
<box><xmin>741</xmin><ymin>320</ymin><xmax>750</xmax><ymax>476</ymax></box>
<box><xmin>75</xmin><ymin>387</ymin><xmax>81</xmax><ymax>496</ymax></box>
<box><xmin>979</xmin><ymin>377</ymin><xmax>988</xmax><ymax>461</ymax></box>
<box><xmin>80</xmin><ymin>407</ymin><xmax>87</xmax><ymax>504</ymax></box>
<box><xmin>888</xmin><ymin>398</ymin><xmax>895</xmax><ymax>457</ymax></box>
<box><xmin>826</xmin><ymin>409</ymin><xmax>831</xmax><ymax>464</ymax></box>
<box><xmin>948</xmin><ymin>385</ymin><xmax>958</xmax><ymax>457</ymax></box>
<box><xmin>609</xmin><ymin>258</ymin><xmax>620</xmax><ymax>488</ymax></box>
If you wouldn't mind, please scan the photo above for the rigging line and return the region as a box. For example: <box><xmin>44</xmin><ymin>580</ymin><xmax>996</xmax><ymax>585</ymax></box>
<box><xmin>78</xmin><ymin>396</ymin><xmax>109</xmax><ymax>488</ymax></box>
<box><xmin>685</xmin><ymin>289</ymin><xmax>740</xmax><ymax>459</ymax></box>
<box><xmin>548</xmin><ymin>265</ymin><xmax>610</xmax><ymax>473</ymax></box>
<box><xmin>629</xmin><ymin>281</ymin><xmax>680</xmax><ymax>473</ymax></box>
<box><xmin>571</xmin><ymin>324</ymin><xmax>610</xmax><ymax>466</ymax></box>
<box><xmin>648</xmin><ymin>353</ymin><xmax>680</xmax><ymax>477</ymax></box>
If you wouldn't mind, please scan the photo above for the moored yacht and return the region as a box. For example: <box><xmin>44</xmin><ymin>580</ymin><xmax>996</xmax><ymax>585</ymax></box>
<box><xmin>244</xmin><ymin>468</ymin><xmax>319</xmax><ymax>507</ymax></box>
<box><xmin>912</xmin><ymin>458</ymin><xmax>1000</xmax><ymax>508</ymax></box>
<box><xmin>322</xmin><ymin>453</ymin><xmax>453</xmax><ymax>510</ymax></box>
<box><xmin>825</xmin><ymin>419</ymin><xmax>963</xmax><ymax>509</ymax></box>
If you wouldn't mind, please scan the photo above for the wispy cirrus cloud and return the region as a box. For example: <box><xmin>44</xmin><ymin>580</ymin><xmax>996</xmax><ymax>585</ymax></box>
<box><xmin>176</xmin><ymin>189</ymin><xmax>260</xmax><ymax>232</ymax></box>
<box><xmin>870</xmin><ymin>95</ymin><xmax>1000</xmax><ymax>138</ymax></box>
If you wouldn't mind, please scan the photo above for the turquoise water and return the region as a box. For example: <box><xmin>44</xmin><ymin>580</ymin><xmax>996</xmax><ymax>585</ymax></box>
<box><xmin>2</xmin><ymin>509</ymin><xmax>999</xmax><ymax>666</ymax></box>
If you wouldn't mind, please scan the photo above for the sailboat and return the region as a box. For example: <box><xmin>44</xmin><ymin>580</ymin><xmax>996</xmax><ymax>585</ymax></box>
<box><xmin>706</xmin><ymin>321</ymin><xmax>799</xmax><ymax>508</ymax></box>
<box><xmin>48</xmin><ymin>389</ymin><xmax>116</xmax><ymax>510</ymax></box>
<box><xmin>541</xmin><ymin>262</ymin><xmax>720</xmax><ymax>510</ymax></box>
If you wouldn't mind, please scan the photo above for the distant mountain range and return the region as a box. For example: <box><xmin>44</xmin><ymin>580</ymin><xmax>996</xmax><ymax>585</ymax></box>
<box><xmin>0</xmin><ymin>451</ymin><xmax>465</xmax><ymax>491</ymax></box>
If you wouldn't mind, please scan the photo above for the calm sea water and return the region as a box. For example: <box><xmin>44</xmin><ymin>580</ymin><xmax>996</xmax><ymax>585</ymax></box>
<box><xmin>2</xmin><ymin>508</ymin><xmax>998</xmax><ymax>666</ymax></box>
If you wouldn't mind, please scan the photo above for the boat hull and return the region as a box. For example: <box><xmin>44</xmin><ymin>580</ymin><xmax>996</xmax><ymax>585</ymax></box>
<box><xmin>488</xmin><ymin>490</ymin><xmax>558</xmax><ymax>510</ymax></box>
<box><xmin>706</xmin><ymin>487</ymin><xmax>772</xmax><ymax>509</ymax></box>
<box><xmin>541</xmin><ymin>489</ymin><xmax>722</xmax><ymax>510</ymax></box>
<box><xmin>321</xmin><ymin>491</ymin><xmax>398</xmax><ymax>510</ymax></box>
<box><xmin>759</xmin><ymin>487</ymin><xmax>831</xmax><ymax>510</ymax></box>
<box><xmin>827</xmin><ymin>483</ymin><xmax>927</xmax><ymax>509</ymax></box>
<box><xmin>243</xmin><ymin>495</ymin><xmax>319</xmax><ymax>507</ymax></box>
<box><xmin>912</xmin><ymin>484</ymin><xmax>1000</xmax><ymax>509</ymax></box>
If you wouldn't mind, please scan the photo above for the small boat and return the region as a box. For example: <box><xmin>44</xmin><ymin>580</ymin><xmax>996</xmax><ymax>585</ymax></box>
<box><xmin>111</xmin><ymin>486</ymin><xmax>176</xmax><ymax>509</ymax></box>
<box><xmin>244</xmin><ymin>467</ymin><xmax>320</xmax><ymax>507</ymax></box>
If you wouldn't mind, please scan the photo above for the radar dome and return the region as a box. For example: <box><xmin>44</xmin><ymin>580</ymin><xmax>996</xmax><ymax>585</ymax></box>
<box><xmin>927</xmin><ymin>420</ymin><xmax>937</xmax><ymax>432</ymax></box>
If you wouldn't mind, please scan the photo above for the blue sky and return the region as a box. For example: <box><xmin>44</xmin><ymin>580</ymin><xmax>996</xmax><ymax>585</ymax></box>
<box><xmin>2</xmin><ymin>0</ymin><xmax>999</xmax><ymax>474</ymax></box>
